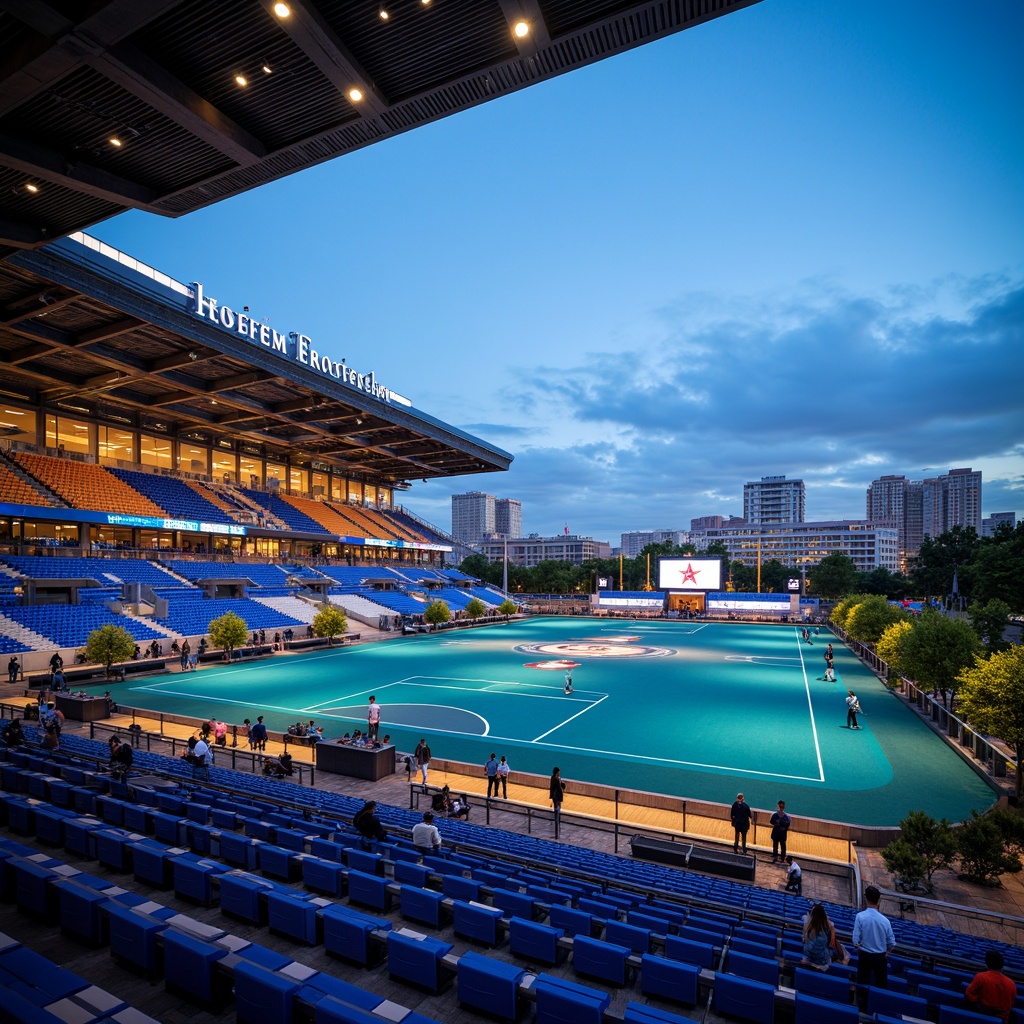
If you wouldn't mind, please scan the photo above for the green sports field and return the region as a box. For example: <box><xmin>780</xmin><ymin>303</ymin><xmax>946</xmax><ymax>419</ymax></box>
<box><xmin>91</xmin><ymin>617</ymin><xmax>996</xmax><ymax>826</ymax></box>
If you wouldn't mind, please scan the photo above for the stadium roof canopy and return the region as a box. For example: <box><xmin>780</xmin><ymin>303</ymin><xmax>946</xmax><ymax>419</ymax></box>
<box><xmin>0</xmin><ymin>0</ymin><xmax>760</xmax><ymax>253</ymax></box>
<box><xmin>0</xmin><ymin>231</ymin><xmax>512</xmax><ymax>485</ymax></box>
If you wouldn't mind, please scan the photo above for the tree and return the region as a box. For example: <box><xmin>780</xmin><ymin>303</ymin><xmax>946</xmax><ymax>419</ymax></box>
<box><xmin>85</xmin><ymin>623</ymin><xmax>136</xmax><ymax>678</ymax></box>
<box><xmin>845</xmin><ymin>595</ymin><xmax>911</xmax><ymax>646</ymax></box>
<box><xmin>912</xmin><ymin>526</ymin><xmax>980</xmax><ymax>603</ymax></box>
<box><xmin>876</xmin><ymin>620</ymin><xmax>914</xmax><ymax>683</ymax></box>
<box><xmin>465</xmin><ymin>597</ymin><xmax>486</xmax><ymax>619</ymax></box>
<box><xmin>899</xmin><ymin>611</ymin><xmax>981</xmax><ymax>708</ymax></box>
<box><xmin>955</xmin><ymin>809</ymin><xmax>1024</xmax><ymax>886</ymax></box>
<box><xmin>809</xmin><ymin>553</ymin><xmax>858</xmax><ymax>601</ymax></box>
<box><xmin>312</xmin><ymin>604</ymin><xmax>348</xmax><ymax>644</ymax></box>
<box><xmin>760</xmin><ymin>559</ymin><xmax>791</xmax><ymax>594</ymax></box>
<box><xmin>423</xmin><ymin>600</ymin><xmax>451</xmax><ymax>630</ymax></box>
<box><xmin>968</xmin><ymin>598</ymin><xmax>1013</xmax><ymax>656</ymax></box>
<box><xmin>459</xmin><ymin>553</ymin><xmax>493</xmax><ymax>582</ymax></box>
<box><xmin>856</xmin><ymin>567</ymin><xmax>911</xmax><ymax>599</ymax></box>
<box><xmin>958</xmin><ymin>645</ymin><xmax>1024</xmax><ymax>801</ymax></box>
<box><xmin>208</xmin><ymin>610</ymin><xmax>248</xmax><ymax>660</ymax></box>
<box><xmin>497</xmin><ymin>599</ymin><xmax>517</xmax><ymax>619</ymax></box>
<box><xmin>970</xmin><ymin>522</ymin><xmax>1024</xmax><ymax>609</ymax></box>
<box><xmin>881</xmin><ymin>839</ymin><xmax>928</xmax><ymax>893</ymax></box>
<box><xmin>830</xmin><ymin>593</ymin><xmax>872</xmax><ymax>632</ymax></box>
<box><xmin>897</xmin><ymin>811</ymin><xmax>957</xmax><ymax>887</ymax></box>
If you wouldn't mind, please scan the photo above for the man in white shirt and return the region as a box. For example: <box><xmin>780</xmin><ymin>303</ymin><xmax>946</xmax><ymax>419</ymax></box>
<box><xmin>411</xmin><ymin>811</ymin><xmax>441</xmax><ymax>856</ymax></box>
<box><xmin>852</xmin><ymin>885</ymin><xmax>896</xmax><ymax>989</ymax></box>
<box><xmin>785</xmin><ymin>856</ymin><xmax>802</xmax><ymax>894</ymax></box>
<box><xmin>367</xmin><ymin>695</ymin><xmax>381</xmax><ymax>741</ymax></box>
<box><xmin>192</xmin><ymin>736</ymin><xmax>212</xmax><ymax>780</ymax></box>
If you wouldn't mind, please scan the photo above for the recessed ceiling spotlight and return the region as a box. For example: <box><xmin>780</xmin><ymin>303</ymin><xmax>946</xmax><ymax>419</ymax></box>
<box><xmin>109</xmin><ymin>137</ymin><xmax>123</xmax><ymax>148</ymax></box>
<box><xmin>25</xmin><ymin>183</ymin><xmax>39</xmax><ymax>193</ymax></box>
<box><xmin>262</xmin><ymin>62</ymin><xmax>273</xmax><ymax>74</ymax></box>
<box><xmin>235</xmin><ymin>73</ymin><xmax>248</xmax><ymax>87</ymax></box>
<box><xmin>379</xmin><ymin>7</ymin><xmax>389</xmax><ymax>20</ymax></box>
<box><xmin>273</xmin><ymin>2</ymin><xmax>291</xmax><ymax>17</ymax></box>
<box><xmin>514</xmin><ymin>20</ymin><xmax>529</xmax><ymax>38</ymax></box>
<box><xmin>348</xmin><ymin>87</ymin><xmax>363</xmax><ymax>102</ymax></box>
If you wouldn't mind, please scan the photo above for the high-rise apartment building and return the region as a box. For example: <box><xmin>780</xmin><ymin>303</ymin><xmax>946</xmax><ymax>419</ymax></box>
<box><xmin>982</xmin><ymin>512</ymin><xmax>1016</xmax><ymax>537</ymax></box>
<box><xmin>743</xmin><ymin>476</ymin><xmax>805</xmax><ymax>524</ymax></box>
<box><xmin>620</xmin><ymin>530</ymin><xmax>689</xmax><ymax>558</ymax></box>
<box><xmin>451</xmin><ymin>491</ymin><xmax>495</xmax><ymax>546</ymax></box>
<box><xmin>495</xmin><ymin>498</ymin><xmax>522</xmax><ymax>539</ymax></box>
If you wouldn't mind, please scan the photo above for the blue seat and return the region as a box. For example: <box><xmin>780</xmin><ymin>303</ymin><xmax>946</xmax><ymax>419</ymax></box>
<box><xmin>713</xmin><ymin>974</ymin><xmax>776</xmax><ymax>1024</ymax></box>
<box><xmin>267</xmin><ymin>890</ymin><xmax>320</xmax><ymax>945</ymax></box>
<box><xmin>442</xmin><ymin>874</ymin><xmax>482</xmax><ymax>902</ymax></box>
<box><xmin>13</xmin><ymin>857</ymin><xmax>59</xmax><ymax>920</ymax></box>
<box><xmin>793</xmin><ymin>966</ymin><xmax>853</xmax><ymax>1003</ymax></box>
<box><xmin>345</xmin><ymin>848</ymin><xmax>383</xmax><ymax>875</ymax></box>
<box><xmin>301</xmin><ymin>857</ymin><xmax>345</xmax><ymax>896</ymax></box>
<box><xmin>731</xmin><ymin>936</ymin><xmax>777</xmax><ymax>958</ymax></box>
<box><xmin>399</xmin><ymin>885</ymin><xmax>447</xmax><ymax>928</ymax></box>
<box><xmin>273</xmin><ymin>827</ymin><xmax>306</xmax><ymax>852</ymax></box>
<box><xmin>534</xmin><ymin>973</ymin><xmax>610</xmax><ymax>1024</ymax></box>
<box><xmin>346</xmin><ymin>869</ymin><xmax>391</xmax><ymax>912</ymax></box>
<box><xmin>258</xmin><ymin>845</ymin><xmax>301</xmax><ymax>881</ymax></box>
<box><xmin>665</xmin><ymin>933</ymin><xmax>717</xmax><ymax>968</ymax></box>
<box><xmin>457</xmin><ymin>949</ymin><xmax>527</xmax><ymax>1020</ymax></box>
<box><xmin>492</xmin><ymin>887</ymin><xmax>536</xmax><ymax>920</ymax></box>
<box><xmin>866</xmin><ymin>988</ymin><xmax>928</xmax><ymax>1019</ymax></box>
<box><xmin>386</xmin><ymin>931</ymin><xmax>452</xmax><ymax>993</ymax></box>
<box><xmin>295</xmin><ymin>972</ymin><xmax>384</xmax><ymax>1013</ymax></box>
<box><xmin>129</xmin><ymin>840</ymin><xmax>174</xmax><ymax>888</ymax></box>
<box><xmin>322</xmin><ymin>904</ymin><xmax>390</xmax><ymax>966</ymax></box>
<box><xmin>219</xmin><ymin>832</ymin><xmax>260</xmax><ymax>870</ymax></box>
<box><xmin>94</xmin><ymin>829</ymin><xmax>135</xmax><ymax>872</ymax></box>
<box><xmin>106</xmin><ymin>902</ymin><xmax>167</xmax><ymax>974</ymax></box>
<box><xmin>509</xmin><ymin>917</ymin><xmax>565</xmax><ymax>965</ymax></box>
<box><xmin>639</xmin><ymin>953</ymin><xmax>699</xmax><ymax>1005</ymax></box>
<box><xmin>151</xmin><ymin>812</ymin><xmax>187</xmax><ymax>846</ymax></box>
<box><xmin>918</xmin><ymin>984</ymin><xmax>973</xmax><ymax>1011</ymax></box>
<box><xmin>623</xmin><ymin>1002</ymin><xmax>694</xmax><ymax>1024</ymax></box>
<box><xmin>55</xmin><ymin>879</ymin><xmax>111</xmax><ymax>945</ymax></box>
<box><xmin>62</xmin><ymin>818</ymin><xmax>101</xmax><ymax>858</ymax></box>
<box><xmin>606</xmin><ymin>918</ymin><xmax>652</xmax><ymax>954</ymax></box>
<box><xmin>939</xmin><ymin>1006</ymin><xmax>1010</xmax><ymax>1024</ymax></box>
<box><xmin>727</xmin><ymin>949</ymin><xmax>779</xmax><ymax>987</ymax></box>
<box><xmin>794</xmin><ymin>992</ymin><xmax>859</xmax><ymax>1024</ymax></box>
<box><xmin>233</xmin><ymin>959</ymin><xmax>302</xmax><ymax>1024</ymax></box>
<box><xmin>453</xmin><ymin>900</ymin><xmax>505</xmax><ymax>947</ymax></box>
<box><xmin>162</xmin><ymin>928</ymin><xmax>230</xmax><ymax>1004</ymax></box>
<box><xmin>33</xmin><ymin>806</ymin><xmax>70</xmax><ymax>846</ymax></box>
<box><xmin>572</xmin><ymin>935</ymin><xmax>632</xmax><ymax>986</ymax></box>
<box><xmin>393</xmin><ymin>860</ymin><xmax>431</xmax><ymax>887</ymax></box>
<box><xmin>173</xmin><ymin>857</ymin><xmax>225</xmax><ymax>905</ymax></box>
<box><xmin>549</xmin><ymin>903</ymin><xmax>597</xmax><ymax>938</ymax></box>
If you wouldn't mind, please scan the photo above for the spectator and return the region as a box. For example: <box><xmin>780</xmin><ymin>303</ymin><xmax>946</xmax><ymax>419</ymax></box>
<box><xmin>352</xmin><ymin>800</ymin><xmax>387</xmax><ymax>847</ymax></box>
<box><xmin>108</xmin><ymin>736</ymin><xmax>134</xmax><ymax>781</ymax></box>
<box><xmin>250</xmin><ymin>715</ymin><xmax>267</xmax><ymax>751</ymax></box>
<box><xmin>449</xmin><ymin>793</ymin><xmax>470</xmax><ymax>820</ymax></box>
<box><xmin>411</xmin><ymin>811</ymin><xmax>442</xmax><ymax>856</ymax></box>
<box><xmin>965</xmin><ymin>950</ymin><xmax>1018</xmax><ymax>1023</ymax></box>
<box><xmin>496</xmin><ymin>755</ymin><xmax>510</xmax><ymax>798</ymax></box>
<box><xmin>549</xmin><ymin>767</ymin><xmax>566</xmax><ymax>835</ymax></box>
<box><xmin>432</xmin><ymin>785</ymin><xmax>454</xmax><ymax>816</ymax></box>
<box><xmin>801</xmin><ymin>904</ymin><xmax>837</xmax><ymax>971</ymax></box>
<box><xmin>367</xmin><ymin>695</ymin><xmax>381</xmax><ymax>741</ymax></box>
<box><xmin>785</xmin><ymin>855</ymin><xmax>803</xmax><ymax>894</ymax></box>
<box><xmin>190</xmin><ymin>734</ymin><xmax>212</xmax><ymax>781</ymax></box>
<box><xmin>213</xmin><ymin>720</ymin><xmax>228</xmax><ymax>746</ymax></box>
<box><xmin>484</xmin><ymin>752</ymin><xmax>499</xmax><ymax>797</ymax></box>
<box><xmin>7</xmin><ymin>655</ymin><xmax>18</xmax><ymax>685</ymax></box>
<box><xmin>241</xmin><ymin>718</ymin><xmax>251</xmax><ymax>747</ymax></box>
<box><xmin>415</xmin><ymin>737</ymin><xmax>431</xmax><ymax>784</ymax></box>
<box><xmin>770</xmin><ymin>800</ymin><xmax>791</xmax><ymax>862</ymax></box>
<box><xmin>852</xmin><ymin>884</ymin><xmax>895</xmax><ymax>990</ymax></box>
<box><xmin>730</xmin><ymin>792</ymin><xmax>753</xmax><ymax>854</ymax></box>
<box><xmin>1</xmin><ymin>718</ymin><xmax>25</xmax><ymax>749</ymax></box>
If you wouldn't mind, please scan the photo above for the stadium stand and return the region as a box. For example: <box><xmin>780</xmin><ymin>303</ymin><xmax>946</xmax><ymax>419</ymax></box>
<box><xmin>151</xmin><ymin>595</ymin><xmax>305</xmax><ymax>637</ymax></box>
<box><xmin>0</xmin><ymin>459</ymin><xmax>52</xmax><ymax>507</ymax></box>
<box><xmin>237</xmin><ymin>489</ymin><xmax>329</xmax><ymax>534</ymax></box>
<box><xmin>3</xmin><ymin>605</ymin><xmax>163</xmax><ymax>648</ymax></box>
<box><xmin>1</xmin><ymin>556</ymin><xmax>186</xmax><ymax>588</ymax></box>
<box><xmin>10</xmin><ymin>451</ymin><xmax>166</xmax><ymax>517</ymax></box>
<box><xmin>107</xmin><ymin>468</ymin><xmax>236</xmax><ymax>525</ymax></box>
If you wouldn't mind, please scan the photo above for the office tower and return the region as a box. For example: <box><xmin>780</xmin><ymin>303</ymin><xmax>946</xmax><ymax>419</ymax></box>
<box><xmin>451</xmin><ymin>491</ymin><xmax>495</xmax><ymax>546</ymax></box>
<box><xmin>495</xmin><ymin>498</ymin><xmax>522</xmax><ymax>539</ymax></box>
<box><xmin>743</xmin><ymin>476</ymin><xmax>805</xmax><ymax>524</ymax></box>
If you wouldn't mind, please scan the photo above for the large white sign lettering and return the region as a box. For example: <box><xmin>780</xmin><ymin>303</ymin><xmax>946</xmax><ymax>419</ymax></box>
<box><xmin>189</xmin><ymin>282</ymin><xmax>393</xmax><ymax>403</ymax></box>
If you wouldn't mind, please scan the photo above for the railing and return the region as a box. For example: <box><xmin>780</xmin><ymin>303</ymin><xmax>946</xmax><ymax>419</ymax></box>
<box><xmin>87</xmin><ymin>719</ymin><xmax>316</xmax><ymax>787</ymax></box>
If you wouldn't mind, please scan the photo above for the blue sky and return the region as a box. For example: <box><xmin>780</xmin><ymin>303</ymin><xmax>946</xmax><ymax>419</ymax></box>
<box><xmin>91</xmin><ymin>0</ymin><xmax>1024</xmax><ymax>543</ymax></box>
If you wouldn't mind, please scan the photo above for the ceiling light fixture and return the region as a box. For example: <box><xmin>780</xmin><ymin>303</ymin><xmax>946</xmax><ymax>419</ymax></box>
<box><xmin>235</xmin><ymin>73</ymin><xmax>248</xmax><ymax>87</ymax></box>
<box><xmin>262</xmin><ymin>62</ymin><xmax>273</xmax><ymax>74</ymax></box>
<box><xmin>514</xmin><ymin>20</ymin><xmax>529</xmax><ymax>38</ymax></box>
<box><xmin>109</xmin><ymin>137</ymin><xmax>123</xmax><ymax>148</ymax></box>
<box><xmin>273</xmin><ymin>2</ymin><xmax>291</xmax><ymax>17</ymax></box>
<box><xmin>348</xmin><ymin>87</ymin><xmax>364</xmax><ymax>102</ymax></box>
<box><xmin>379</xmin><ymin>7</ymin><xmax>389</xmax><ymax>20</ymax></box>
<box><xmin>24</xmin><ymin>183</ymin><xmax>39</xmax><ymax>193</ymax></box>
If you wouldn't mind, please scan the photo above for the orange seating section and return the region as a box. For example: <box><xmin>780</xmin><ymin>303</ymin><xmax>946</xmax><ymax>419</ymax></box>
<box><xmin>327</xmin><ymin>500</ymin><xmax>402</xmax><ymax>541</ymax></box>
<box><xmin>363</xmin><ymin>505</ymin><xmax>426</xmax><ymax>543</ymax></box>
<box><xmin>12</xmin><ymin>451</ymin><xmax>166</xmax><ymax>517</ymax></box>
<box><xmin>281</xmin><ymin>493</ymin><xmax>369</xmax><ymax>537</ymax></box>
<box><xmin>186</xmin><ymin>479</ymin><xmax>236</xmax><ymax>515</ymax></box>
<box><xmin>0</xmin><ymin>462</ymin><xmax>53</xmax><ymax>507</ymax></box>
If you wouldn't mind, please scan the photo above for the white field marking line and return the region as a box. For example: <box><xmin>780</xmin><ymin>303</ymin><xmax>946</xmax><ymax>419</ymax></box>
<box><xmin>531</xmin><ymin>693</ymin><xmax>609</xmax><ymax>743</ymax></box>
<box><xmin>796</xmin><ymin>630</ymin><xmax>826</xmax><ymax>782</ymax></box>
<box><xmin>124</xmin><ymin>683</ymin><xmax>333</xmax><ymax>720</ymax></box>
<box><xmin>724</xmin><ymin>654</ymin><xmax>801</xmax><ymax>664</ymax></box>
<box><xmin>527</xmin><ymin>737</ymin><xmax>827</xmax><ymax>782</ymax></box>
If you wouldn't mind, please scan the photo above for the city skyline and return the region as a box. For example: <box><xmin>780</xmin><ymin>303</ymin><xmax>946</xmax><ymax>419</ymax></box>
<box><xmin>89</xmin><ymin>1</ymin><xmax>1024</xmax><ymax>537</ymax></box>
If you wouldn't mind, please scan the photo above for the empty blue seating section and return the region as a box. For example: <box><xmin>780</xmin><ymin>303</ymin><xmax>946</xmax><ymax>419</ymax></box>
<box><xmin>3</xmin><ymin>603</ymin><xmax>163</xmax><ymax>647</ymax></box>
<box><xmin>155</xmin><ymin>593</ymin><xmax>304</xmax><ymax>635</ymax></box>
<box><xmin>107</xmin><ymin>467</ymin><xmax>236</xmax><ymax>524</ymax></box>
<box><xmin>238</xmin><ymin>489</ymin><xmax>330</xmax><ymax>533</ymax></box>
<box><xmin>162</xmin><ymin>559</ymin><xmax>297</xmax><ymax>588</ymax></box>
<box><xmin>0</xmin><ymin>555</ymin><xmax>182</xmax><ymax>587</ymax></box>
<box><xmin>0</xmin><ymin>633</ymin><xmax>31</xmax><ymax>653</ymax></box>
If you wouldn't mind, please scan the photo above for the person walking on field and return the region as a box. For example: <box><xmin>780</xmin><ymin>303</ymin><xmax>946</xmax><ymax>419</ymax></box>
<box><xmin>549</xmin><ymin>767</ymin><xmax>566</xmax><ymax>836</ymax></box>
<box><xmin>846</xmin><ymin>689</ymin><xmax>862</xmax><ymax>729</ymax></box>
<box><xmin>730</xmin><ymin>792</ymin><xmax>753</xmax><ymax>854</ymax></box>
<box><xmin>367</xmin><ymin>695</ymin><xmax>381</xmax><ymax>741</ymax></box>
<box><xmin>415</xmin><ymin>738</ymin><xmax>431</xmax><ymax>784</ymax></box>
<box><xmin>770</xmin><ymin>800</ymin><xmax>791</xmax><ymax>863</ymax></box>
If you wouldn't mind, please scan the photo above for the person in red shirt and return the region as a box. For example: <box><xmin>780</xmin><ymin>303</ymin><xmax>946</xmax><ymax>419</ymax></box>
<box><xmin>966</xmin><ymin>950</ymin><xmax>1018</xmax><ymax>1023</ymax></box>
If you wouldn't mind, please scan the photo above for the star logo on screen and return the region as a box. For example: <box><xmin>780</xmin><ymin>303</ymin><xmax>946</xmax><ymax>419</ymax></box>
<box><xmin>679</xmin><ymin>563</ymin><xmax>700</xmax><ymax>585</ymax></box>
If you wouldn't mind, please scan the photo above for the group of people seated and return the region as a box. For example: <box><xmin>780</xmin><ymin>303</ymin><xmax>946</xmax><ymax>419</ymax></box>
<box><xmin>287</xmin><ymin>720</ymin><xmax>324</xmax><ymax>743</ymax></box>
<box><xmin>261</xmin><ymin>752</ymin><xmax>294</xmax><ymax>777</ymax></box>
<box><xmin>337</xmin><ymin>729</ymin><xmax>389</xmax><ymax>749</ymax></box>
<box><xmin>431</xmin><ymin>784</ymin><xmax>470</xmax><ymax>820</ymax></box>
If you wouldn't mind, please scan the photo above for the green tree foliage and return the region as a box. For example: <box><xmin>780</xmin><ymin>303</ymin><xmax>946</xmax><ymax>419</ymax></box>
<box><xmin>912</xmin><ymin>526</ymin><xmax>980</xmax><ymax>602</ymax></box>
<box><xmin>856</xmin><ymin>567</ymin><xmax>911</xmax><ymax>599</ymax></box>
<box><xmin>830</xmin><ymin>593</ymin><xmax>872</xmax><ymax>632</ymax></box>
<box><xmin>897</xmin><ymin>810</ymin><xmax>957</xmax><ymax>886</ymax></box>
<box><xmin>809</xmin><ymin>553</ymin><xmax>858</xmax><ymax>600</ymax></box>
<box><xmin>84</xmin><ymin>623</ymin><xmax>136</xmax><ymax>677</ymax></box>
<box><xmin>497</xmin><ymin>599</ymin><xmax>518</xmax><ymax>619</ymax></box>
<box><xmin>464</xmin><ymin>597</ymin><xmax>486</xmax><ymax>619</ymax></box>
<box><xmin>958</xmin><ymin>645</ymin><xmax>1024</xmax><ymax>801</ymax></box>
<box><xmin>955</xmin><ymin>809</ymin><xmax>1024</xmax><ymax>886</ymax></box>
<box><xmin>899</xmin><ymin>611</ymin><xmax>981</xmax><ymax>708</ymax></box>
<box><xmin>845</xmin><ymin>595</ymin><xmax>912</xmax><ymax>646</ymax></box>
<box><xmin>968</xmin><ymin>598</ymin><xmax>1013</xmax><ymax>656</ymax></box>
<box><xmin>969</xmin><ymin>522</ymin><xmax>1024</xmax><ymax>609</ymax></box>
<box><xmin>760</xmin><ymin>559</ymin><xmax>791</xmax><ymax>593</ymax></box>
<box><xmin>423</xmin><ymin>600</ymin><xmax>451</xmax><ymax>629</ymax></box>
<box><xmin>312</xmin><ymin>604</ymin><xmax>348</xmax><ymax>642</ymax></box>
<box><xmin>208</xmin><ymin>610</ymin><xmax>248</xmax><ymax>658</ymax></box>
<box><xmin>881</xmin><ymin>839</ymin><xmax>929</xmax><ymax>893</ymax></box>
<box><xmin>876</xmin><ymin>620</ymin><xmax>914</xmax><ymax>683</ymax></box>
<box><xmin>458</xmin><ymin>553</ymin><xmax>493</xmax><ymax>582</ymax></box>
<box><xmin>728</xmin><ymin>560</ymin><xmax>757</xmax><ymax>592</ymax></box>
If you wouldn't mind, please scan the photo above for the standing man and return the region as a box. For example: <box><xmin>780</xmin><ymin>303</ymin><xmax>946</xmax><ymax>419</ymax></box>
<box><xmin>250</xmin><ymin>715</ymin><xmax>267</xmax><ymax>752</ymax></box>
<box><xmin>367</xmin><ymin>695</ymin><xmax>381</xmax><ymax>741</ymax></box>
<box><xmin>7</xmin><ymin>655</ymin><xmax>19</xmax><ymax>685</ymax></box>
<box><xmin>484</xmin><ymin>753</ymin><xmax>499</xmax><ymax>798</ymax></box>
<box><xmin>414</xmin><ymin>737</ymin><xmax>431</xmax><ymax>785</ymax></box>
<box><xmin>846</xmin><ymin>690</ymin><xmax>862</xmax><ymax>729</ymax></box>
<box><xmin>412</xmin><ymin>811</ymin><xmax>442</xmax><ymax>857</ymax></box>
<box><xmin>180</xmin><ymin>639</ymin><xmax>190</xmax><ymax>672</ymax></box>
<box><xmin>769</xmin><ymin>800</ymin><xmax>791</xmax><ymax>863</ymax></box>
<box><xmin>549</xmin><ymin>767</ymin><xmax>566</xmax><ymax>836</ymax></box>
<box><xmin>852</xmin><ymin>885</ymin><xmax>895</xmax><ymax>990</ymax></box>
<box><xmin>496</xmin><ymin>755</ymin><xmax>510</xmax><ymax>798</ymax></box>
<box><xmin>730</xmin><ymin>793</ymin><xmax>753</xmax><ymax>854</ymax></box>
<box><xmin>563</xmin><ymin>667</ymin><xmax>573</xmax><ymax>694</ymax></box>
